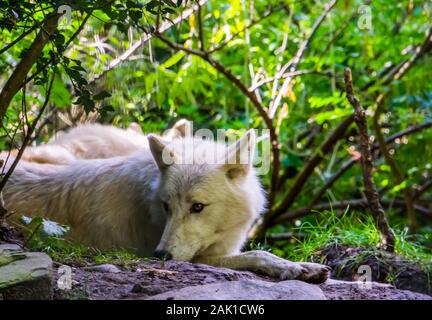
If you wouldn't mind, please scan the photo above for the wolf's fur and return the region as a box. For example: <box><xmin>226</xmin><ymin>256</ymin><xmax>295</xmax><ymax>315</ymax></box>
<box><xmin>1</xmin><ymin>129</ymin><xmax>329</xmax><ymax>283</ymax></box>
<box><xmin>12</xmin><ymin>119</ymin><xmax>191</xmax><ymax>164</ymax></box>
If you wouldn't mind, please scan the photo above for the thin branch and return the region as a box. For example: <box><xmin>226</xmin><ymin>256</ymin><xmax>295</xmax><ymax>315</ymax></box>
<box><xmin>373</xmin><ymin>98</ymin><xmax>417</xmax><ymax>232</ymax></box>
<box><xmin>0</xmin><ymin>75</ymin><xmax>55</xmax><ymax>217</ymax></box>
<box><xmin>250</xmin><ymin>70</ymin><xmax>334</xmax><ymax>92</ymax></box>
<box><xmin>196</xmin><ymin>0</ymin><xmax>205</xmax><ymax>51</ymax></box>
<box><xmin>269</xmin><ymin>0</ymin><xmax>337</xmax><ymax>118</ymax></box>
<box><xmin>365</xmin><ymin>25</ymin><xmax>432</xmax><ymax>92</ymax></box>
<box><xmin>274</xmin><ymin>199</ymin><xmax>430</xmax><ymax>224</ymax></box>
<box><xmin>0</xmin><ymin>25</ymin><xmax>37</xmax><ymax>56</ymax></box>
<box><xmin>155</xmin><ymin>0</ymin><xmax>162</xmax><ymax>31</ymax></box>
<box><xmin>414</xmin><ymin>180</ymin><xmax>432</xmax><ymax>201</ymax></box>
<box><xmin>90</xmin><ymin>0</ymin><xmax>209</xmax><ymax>84</ymax></box>
<box><xmin>207</xmin><ymin>5</ymin><xmax>281</xmax><ymax>54</ymax></box>
<box><xmin>392</xmin><ymin>26</ymin><xmax>432</xmax><ymax>81</ymax></box>
<box><xmin>155</xmin><ymin>33</ymin><xmax>206</xmax><ymax>57</ymax></box>
<box><xmin>344</xmin><ymin>67</ymin><xmax>395</xmax><ymax>252</ymax></box>
<box><xmin>310</xmin><ymin>121</ymin><xmax>432</xmax><ymax>206</ymax></box>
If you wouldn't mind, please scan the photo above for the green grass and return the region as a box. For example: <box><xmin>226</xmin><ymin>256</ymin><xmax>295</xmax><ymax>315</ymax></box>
<box><xmin>27</xmin><ymin>236</ymin><xmax>142</xmax><ymax>266</ymax></box>
<box><xmin>15</xmin><ymin>216</ymin><xmax>142</xmax><ymax>266</ymax></box>
<box><xmin>267</xmin><ymin>208</ymin><xmax>432</xmax><ymax>271</ymax></box>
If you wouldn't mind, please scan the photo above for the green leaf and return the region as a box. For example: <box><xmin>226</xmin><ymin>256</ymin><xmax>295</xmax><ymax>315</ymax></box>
<box><xmin>160</xmin><ymin>51</ymin><xmax>186</xmax><ymax>69</ymax></box>
<box><xmin>44</xmin><ymin>77</ymin><xmax>71</xmax><ymax>108</ymax></box>
<box><xmin>93</xmin><ymin>90</ymin><xmax>112</xmax><ymax>101</ymax></box>
<box><xmin>145</xmin><ymin>0</ymin><xmax>159</xmax><ymax>11</ymax></box>
<box><xmin>315</xmin><ymin>108</ymin><xmax>352</xmax><ymax>124</ymax></box>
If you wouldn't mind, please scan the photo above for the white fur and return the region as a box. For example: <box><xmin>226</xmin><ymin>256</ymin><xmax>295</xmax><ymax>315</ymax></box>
<box><xmin>1</xmin><ymin>128</ymin><xmax>330</xmax><ymax>282</ymax></box>
<box><xmin>13</xmin><ymin>120</ymin><xmax>190</xmax><ymax>164</ymax></box>
<box><xmin>2</xmin><ymin>133</ymin><xmax>264</xmax><ymax>259</ymax></box>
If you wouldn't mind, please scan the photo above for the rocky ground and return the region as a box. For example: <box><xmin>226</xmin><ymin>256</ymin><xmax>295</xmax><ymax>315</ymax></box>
<box><xmin>1</xmin><ymin>243</ymin><xmax>431</xmax><ymax>300</ymax></box>
<box><xmin>52</xmin><ymin>260</ymin><xmax>432</xmax><ymax>300</ymax></box>
<box><xmin>315</xmin><ymin>243</ymin><xmax>432</xmax><ymax>295</ymax></box>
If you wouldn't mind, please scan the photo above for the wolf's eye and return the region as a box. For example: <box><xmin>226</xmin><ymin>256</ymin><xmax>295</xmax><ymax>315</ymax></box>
<box><xmin>190</xmin><ymin>203</ymin><xmax>205</xmax><ymax>214</ymax></box>
<box><xmin>162</xmin><ymin>201</ymin><xmax>169</xmax><ymax>212</ymax></box>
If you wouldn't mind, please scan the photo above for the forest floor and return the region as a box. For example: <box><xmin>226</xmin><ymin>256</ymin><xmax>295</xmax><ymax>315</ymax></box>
<box><xmin>51</xmin><ymin>259</ymin><xmax>431</xmax><ymax>300</ymax></box>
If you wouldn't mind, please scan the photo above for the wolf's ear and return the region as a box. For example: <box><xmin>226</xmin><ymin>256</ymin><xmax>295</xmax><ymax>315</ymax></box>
<box><xmin>221</xmin><ymin>129</ymin><xmax>256</xmax><ymax>180</ymax></box>
<box><xmin>148</xmin><ymin>134</ymin><xmax>174</xmax><ymax>171</ymax></box>
<box><xmin>127</xmin><ymin>122</ymin><xmax>143</xmax><ymax>134</ymax></box>
<box><xmin>163</xmin><ymin>119</ymin><xmax>192</xmax><ymax>140</ymax></box>
<box><xmin>172</xmin><ymin>119</ymin><xmax>191</xmax><ymax>138</ymax></box>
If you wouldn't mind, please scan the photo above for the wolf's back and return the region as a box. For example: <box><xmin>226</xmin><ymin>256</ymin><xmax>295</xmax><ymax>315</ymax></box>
<box><xmin>1</xmin><ymin>153</ymin><xmax>161</xmax><ymax>251</ymax></box>
<box><xmin>2</xmin><ymin>159</ymin><xmax>73</xmax><ymax>223</ymax></box>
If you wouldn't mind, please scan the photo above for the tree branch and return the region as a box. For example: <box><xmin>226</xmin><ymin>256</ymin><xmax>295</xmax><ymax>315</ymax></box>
<box><xmin>250</xmin><ymin>70</ymin><xmax>334</xmax><ymax>92</ymax></box>
<box><xmin>0</xmin><ymin>75</ymin><xmax>55</xmax><ymax>218</ymax></box>
<box><xmin>207</xmin><ymin>4</ymin><xmax>282</xmax><ymax>54</ymax></box>
<box><xmin>90</xmin><ymin>0</ymin><xmax>209</xmax><ymax>84</ymax></box>
<box><xmin>0</xmin><ymin>14</ymin><xmax>59</xmax><ymax>124</ymax></box>
<box><xmin>414</xmin><ymin>180</ymin><xmax>432</xmax><ymax>201</ymax></box>
<box><xmin>310</xmin><ymin>121</ymin><xmax>432</xmax><ymax>206</ymax></box>
<box><xmin>196</xmin><ymin>0</ymin><xmax>205</xmax><ymax>51</ymax></box>
<box><xmin>0</xmin><ymin>25</ymin><xmax>37</xmax><ymax>56</ymax></box>
<box><xmin>274</xmin><ymin>199</ymin><xmax>430</xmax><ymax>224</ymax></box>
<box><xmin>373</xmin><ymin>98</ymin><xmax>417</xmax><ymax>232</ymax></box>
<box><xmin>344</xmin><ymin>67</ymin><xmax>395</xmax><ymax>252</ymax></box>
<box><xmin>268</xmin><ymin>0</ymin><xmax>337</xmax><ymax>118</ymax></box>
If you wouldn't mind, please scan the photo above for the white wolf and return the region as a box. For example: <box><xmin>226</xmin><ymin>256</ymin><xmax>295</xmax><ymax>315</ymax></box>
<box><xmin>1</xmin><ymin>130</ymin><xmax>329</xmax><ymax>283</ymax></box>
<box><xmin>8</xmin><ymin>119</ymin><xmax>191</xmax><ymax>164</ymax></box>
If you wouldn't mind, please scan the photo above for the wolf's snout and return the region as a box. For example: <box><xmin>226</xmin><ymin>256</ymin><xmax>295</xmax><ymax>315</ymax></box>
<box><xmin>153</xmin><ymin>250</ymin><xmax>173</xmax><ymax>261</ymax></box>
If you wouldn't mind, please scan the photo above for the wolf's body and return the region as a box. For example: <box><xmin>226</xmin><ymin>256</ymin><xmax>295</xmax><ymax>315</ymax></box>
<box><xmin>1</xmin><ymin>129</ymin><xmax>329</xmax><ymax>283</ymax></box>
<box><xmin>11</xmin><ymin>119</ymin><xmax>191</xmax><ymax>164</ymax></box>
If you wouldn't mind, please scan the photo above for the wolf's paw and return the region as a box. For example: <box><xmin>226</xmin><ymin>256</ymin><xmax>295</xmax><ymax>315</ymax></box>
<box><xmin>296</xmin><ymin>262</ymin><xmax>331</xmax><ymax>284</ymax></box>
<box><xmin>263</xmin><ymin>261</ymin><xmax>306</xmax><ymax>280</ymax></box>
<box><xmin>250</xmin><ymin>258</ymin><xmax>306</xmax><ymax>280</ymax></box>
<box><xmin>233</xmin><ymin>251</ymin><xmax>331</xmax><ymax>282</ymax></box>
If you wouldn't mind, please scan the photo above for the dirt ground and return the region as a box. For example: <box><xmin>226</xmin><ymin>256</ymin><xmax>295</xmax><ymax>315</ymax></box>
<box><xmin>52</xmin><ymin>260</ymin><xmax>432</xmax><ymax>300</ymax></box>
<box><xmin>315</xmin><ymin>244</ymin><xmax>432</xmax><ymax>295</ymax></box>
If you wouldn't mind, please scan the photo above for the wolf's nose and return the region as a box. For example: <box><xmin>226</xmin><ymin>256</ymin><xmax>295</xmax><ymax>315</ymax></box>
<box><xmin>154</xmin><ymin>250</ymin><xmax>173</xmax><ymax>261</ymax></box>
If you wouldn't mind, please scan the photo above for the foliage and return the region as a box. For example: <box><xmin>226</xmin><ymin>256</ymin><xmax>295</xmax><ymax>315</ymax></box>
<box><xmin>271</xmin><ymin>210</ymin><xmax>432</xmax><ymax>266</ymax></box>
<box><xmin>0</xmin><ymin>0</ymin><xmax>431</xmax><ymax>263</ymax></box>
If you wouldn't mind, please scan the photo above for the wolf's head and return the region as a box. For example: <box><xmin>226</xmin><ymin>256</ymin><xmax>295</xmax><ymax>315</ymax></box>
<box><xmin>148</xmin><ymin>130</ymin><xmax>266</xmax><ymax>262</ymax></box>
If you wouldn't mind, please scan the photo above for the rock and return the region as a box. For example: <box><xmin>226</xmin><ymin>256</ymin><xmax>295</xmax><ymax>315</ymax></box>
<box><xmin>320</xmin><ymin>278</ymin><xmax>432</xmax><ymax>300</ymax></box>
<box><xmin>0</xmin><ymin>244</ymin><xmax>53</xmax><ymax>299</ymax></box>
<box><xmin>51</xmin><ymin>260</ymin><xmax>432</xmax><ymax>300</ymax></box>
<box><xmin>84</xmin><ymin>264</ymin><xmax>121</xmax><ymax>273</ymax></box>
<box><xmin>146</xmin><ymin>279</ymin><xmax>327</xmax><ymax>300</ymax></box>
